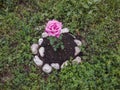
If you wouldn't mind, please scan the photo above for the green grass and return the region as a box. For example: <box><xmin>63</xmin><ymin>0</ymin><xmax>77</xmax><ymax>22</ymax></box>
<box><xmin>0</xmin><ymin>0</ymin><xmax>120</xmax><ymax>90</ymax></box>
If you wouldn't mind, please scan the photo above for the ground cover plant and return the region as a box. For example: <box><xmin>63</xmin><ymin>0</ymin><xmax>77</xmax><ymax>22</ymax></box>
<box><xmin>0</xmin><ymin>0</ymin><xmax>120</xmax><ymax>90</ymax></box>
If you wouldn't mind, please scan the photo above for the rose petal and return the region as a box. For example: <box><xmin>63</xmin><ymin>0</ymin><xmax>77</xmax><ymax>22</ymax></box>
<box><xmin>45</xmin><ymin>20</ymin><xmax>62</xmax><ymax>38</ymax></box>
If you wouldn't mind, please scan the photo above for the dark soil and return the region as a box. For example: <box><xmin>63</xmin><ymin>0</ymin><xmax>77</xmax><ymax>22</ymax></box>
<box><xmin>37</xmin><ymin>33</ymin><xmax>83</xmax><ymax>66</ymax></box>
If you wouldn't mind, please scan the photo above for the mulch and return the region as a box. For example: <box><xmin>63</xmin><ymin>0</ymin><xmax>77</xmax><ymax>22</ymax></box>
<box><xmin>37</xmin><ymin>33</ymin><xmax>83</xmax><ymax>66</ymax></box>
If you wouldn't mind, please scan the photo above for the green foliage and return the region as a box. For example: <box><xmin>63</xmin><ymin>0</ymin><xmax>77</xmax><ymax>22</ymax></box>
<box><xmin>0</xmin><ymin>0</ymin><xmax>120</xmax><ymax>90</ymax></box>
<box><xmin>48</xmin><ymin>34</ymin><xmax>64</xmax><ymax>51</ymax></box>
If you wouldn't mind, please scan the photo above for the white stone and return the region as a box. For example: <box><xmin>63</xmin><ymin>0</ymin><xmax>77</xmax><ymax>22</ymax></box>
<box><xmin>74</xmin><ymin>47</ymin><xmax>80</xmax><ymax>56</ymax></box>
<box><xmin>51</xmin><ymin>63</ymin><xmax>60</xmax><ymax>70</ymax></box>
<box><xmin>42</xmin><ymin>32</ymin><xmax>48</xmax><ymax>38</ymax></box>
<box><xmin>70</xmin><ymin>34</ymin><xmax>76</xmax><ymax>38</ymax></box>
<box><xmin>74</xmin><ymin>39</ymin><xmax>82</xmax><ymax>46</ymax></box>
<box><xmin>38</xmin><ymin>38</ymin><xmax>43</xmax><ymax>45</ymax></box>
<box><xmin>61</xmin><ymin>61</ymin><xmax>68</xmax><ymax>69</ymax></box>
<box><xmin>42</xmin><ymin>64</ymin><xmax>52</xmax><ymax>74</ymax></box>
<box><xmin>39</xmin><ymin>47</ymin><xmax>45</xmax><ymax>57</ymax></box>
<box><xmin>31</xmin><ymin>44</ymin><xmax>39</xmax><ymax>54</ymax></box>
<box><xmin>61</xmin><ymin>28</ymin><xmax>69</xmax><ymax>33</ymax></box>
<box><xmin>33</xmin><ymin>55</ymin><xmax>43</xmax><ymax>66</ymax></box>
<box><xmin>72</xmin><ymin>56</ymin><xmax>81</xmax><ymax>64</ymax></box>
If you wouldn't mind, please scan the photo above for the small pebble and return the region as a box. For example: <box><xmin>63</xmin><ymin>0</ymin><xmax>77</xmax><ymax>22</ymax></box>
<box><xmin>31</xmin><ymin>44</ymin><xmax>39</xmax><ymax>54</ymax></box>
<box><xmin>38</xmin><ymin>38</ymin><xmax>43</xmax><ymax>45</ymax></box>
<box><xmin>74</xmin><ymin>39</ymin><xmax>82</xmax><ymax>46</ymax></box>
<box><xmin>72</xmin><ymin>56</ymin><xmax>81</xmax><ymax>64</ymax></box>
<box><xmin>39</xmin><ymin>47</ymin><xmax>45</xmax><ymax>57</ymax></box>
<box><xmin>42</xmin><ymin>32</ymin><xmax>48</xmax><ymax>38</ymax></box>
<box><xmin>51</xmin><ymin>63</ymin><xmax>60</xmax><ymax>70</ymax></box>
<box><xmin>42</xmin><ymin>64</ymin><xmax>52</xmax><ymax>74</ymax></box>
<box><xmin>61</xmin><ymin>28</ymin><xmax>69</xmax><ymax>33</ymax></box>
<box><xmin>61</xmin><ymin>61</ymin><xmax>68</xmax><ymax>68</ymax></box>
<box><xmin>33</xmin><ymin>55</ymin><xmax>43</xmax><ymax>66</ymax></box>
<box><xmin>74</xmin><ymin>47</ymin><xmax>80</xmax><ymax>56</ymax></box>
<box><xmin>70</xmin><ymin>34</ymin><xmax>76</xmax><ymax>38</ymax></box>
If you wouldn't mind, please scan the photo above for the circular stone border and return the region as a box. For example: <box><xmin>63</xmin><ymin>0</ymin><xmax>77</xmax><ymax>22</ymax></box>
<box><xmin>31</xmin><ymin>28</ymin><xmax>83</xmax><ymax>74</ymax></box>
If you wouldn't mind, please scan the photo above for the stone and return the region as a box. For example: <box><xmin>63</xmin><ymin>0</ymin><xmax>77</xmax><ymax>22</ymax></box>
<box><xmin>39</xmin><ymin>47</ymin><xmax>45</xmax><ymax>57</ymax></box>
<box><xmin>38</xmin><ymin>38</ymin><xmax>43</xmax><ymax>45</ymax></box>
<box><xmin>74</xmin><ymin>47</ymin><xmax>80</xmax><ymax>56</ymax></box>
<box><xmin>61</xmin><ymin>28</ymin><xmax>69</xmax><ymax>33</ymax></box>
<box><xmin>70</xmin><ymin>34</ymin><xmax>76</xmax><ymax>38</ymax></box>
<box><xmin>31</xmin><ymin>44</ymin><xmax>39</xmax><ymax>54</ymax></box>
<box><xmin>74</xmin><ymin>39</ymin><xmax>82</xmax><ymax>46</ymax></box>
<box><xmin>72</xmin><ymin>56</ymin><xmax>81</xmax><ymax>64</ymax></box>
<box><xmin>61</xmin><ymin>61</ymin><xmax>68</xmax><ymax>68</ymax></box>
<box><xmin>51</xmin><ymin>63</ymin><xmax>60</xmax><ymax>70</ymax></box>
<box><xmin>42</xmin><ymin>32</ymin><xmax>48</xmax><ymax>38</ymax></box>
<box><xmin>42</xmin><ymin>64</ymin><xmax>52</xmax><ymax>74</ymax></box>
<box><xmin>33</xmin><ymin>55</ymin><xmax>43</xmax><ymax>66</ymax></box>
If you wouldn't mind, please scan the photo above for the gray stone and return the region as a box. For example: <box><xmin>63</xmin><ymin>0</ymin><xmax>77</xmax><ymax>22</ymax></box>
<box><xmin>42</xmin><ymin>64</ymin><xmax>52</xmax><ymax>74</ymax></box>
<box><xmin>74</xmin><ymin>47</ymin><xmax>81</xmax><ymax>56</ymax></box>
<box><xmin>61</xmin><ymin>28</ymin><xmax>69</xmax><ymax>33</ymax></box>
<box><xmin>39</xmin><ymin>47</ymin><xmax>45</xmax><ymax>57</ymax></box>
<box><xmin>31</xmin><ymin>44</ymin><xmax>39</xmax><ymax>54</ymax></box>
<box><xmin>33</xmin><ymin>55</ymin><xmax>43</xmax><ymax>66</ymax></box>
<box><xmin>72</xmin><ymin>56</ymin><xmax>81</xmax><ymax>64</ymax></box>
<box><xmin>42</xmin><ymin>32</ymin><xmax>48</xmax><ymax>38</ymax></box>
<box><xmin>38</xmin><ymin>38</ymin><xmax>43</xmax><ymax>45</ymax></box>
<box><xmin>51</xmin><ymin>63</ymin><xmax>60</xmax><ymax>70</ymax></box>
<box><xmin>61</xmin><ymin>61</ymin><xmax>68</xmax><ymax>68</ymax></box>
<box><xmin>74</xmin><ymin>39</ymin><xmax>82</xmax><ymax>46</ymax></box>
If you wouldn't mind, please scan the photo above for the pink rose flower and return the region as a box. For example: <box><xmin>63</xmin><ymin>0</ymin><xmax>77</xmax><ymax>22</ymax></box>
<box><xmin>45</xmin><ymin>20</ymin><xmax>62</xmax><ymax>38</ymax></box>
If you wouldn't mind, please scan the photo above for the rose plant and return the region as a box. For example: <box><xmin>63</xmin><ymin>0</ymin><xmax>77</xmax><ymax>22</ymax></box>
<box><xmin>45</xmin><ymin>20</ymin><xmax>64</xmax><ymax>51</ymax></box>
